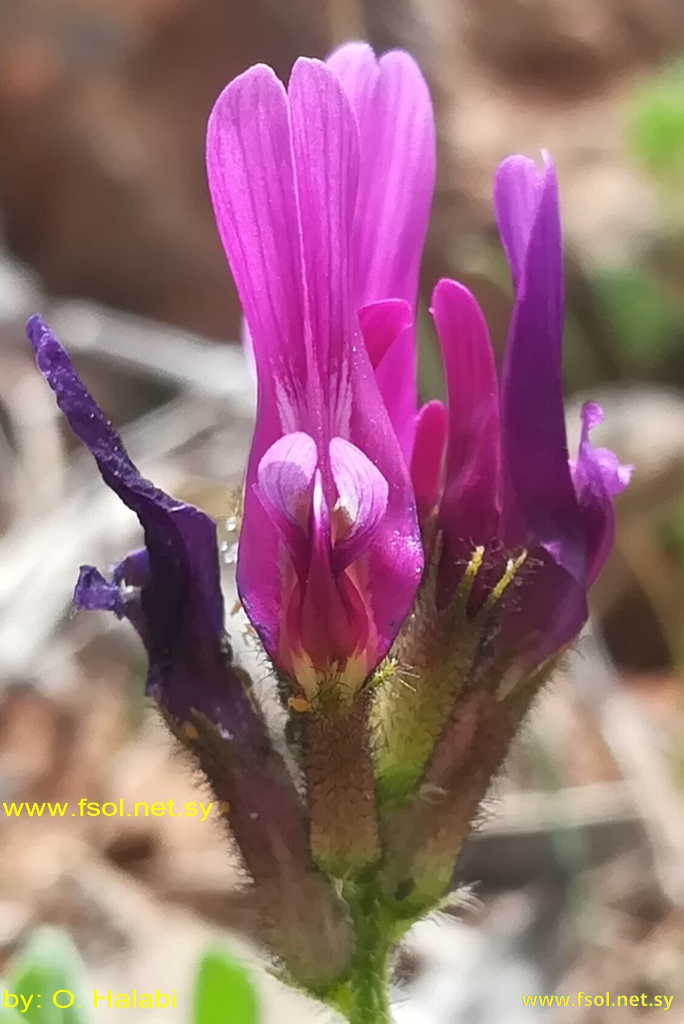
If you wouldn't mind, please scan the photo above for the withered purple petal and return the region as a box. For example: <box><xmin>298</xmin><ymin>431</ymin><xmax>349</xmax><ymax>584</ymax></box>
<box><xmin>75</xmin><ymin>565</ymin><xmax>126</xmax><ymax>616</ymax></box>
<box><xmin>26</xmin><ymin>315</ymin><xmax>250</xmax><ymax>735</ymax></box>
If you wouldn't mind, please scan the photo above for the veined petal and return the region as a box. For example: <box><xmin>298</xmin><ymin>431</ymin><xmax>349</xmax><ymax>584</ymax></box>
<box><xmin>209</xmin><ymin>57</ymin><xmax>423</xmax><ymax>676</ymax></box>
<box><xmin>329</xmin><ymin>437</ymin><xmax>389</xmax><ymax>572</ymax></box>
<box><xmin>328</xmin><ymin>43</ymin><xmax>435</xmax><ymax>449</ymax></box>
<box><xmin>571</xmin><ymin>402</ymin><xmax>632</xmax><ymax>586</ymax></box>
<box><xmin>494</xmin><ymin>156</ymin><xmax>543</xmax><ymax>288</ymax></box>
<box><xmin>343</xmin><ymin>346</ymin><xmax>423</xmax><ymax>664</ymax></box>
<box><xmin>207</xmin><ymin>64</ymin><xmax>308</xmax><ymax>660</ymax></box>
<box><xmin>431</xmin><ymin>279</ymin><xmax>500</xmax><ymax>543</ymax></box>
<box><xmin>327</xmin><ymin>42</ymin><xmax>435</xmax><ymax>311</ymax></box>
<box><xmin>495</xmin><ymin>155</ymin><xmax>583</xmax><ymax>577</ymax></box>
<box><xmin>288</xmin><ymin>57</ymin><xmax>359</xmax><ymax>441</ymax></box>
<box><xmin>207</xmin><ymin>63</ymin><xmax>307</xmax><ymax>434</ymax></box>
<box><xmin>289</xmin><ymin>57</ymin><xmax>423</xmax><ymax>665</ymax></box>
<box><xmin>325</xmin><ymin>43</ymin><xmax>379</xmax><ymax>134</ymax></box>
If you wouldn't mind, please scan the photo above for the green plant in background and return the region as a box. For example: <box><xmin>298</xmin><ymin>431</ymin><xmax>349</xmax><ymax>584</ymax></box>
<box><xmin>574</xmin><ymin>56</ymin><xmax>684</xmax><ymax>379</ymax></box>
<box><xmin>589</xmin><ymin>53</ymin><xmax>684</xmax><ymax>685</ymax></box>
<box><xmin>629</xmin><ymin>59</ymin><xmax>684</xmax><ymax>187</ymax></box>
<box><xmin>1</xmin><ymin>928</ymin><xmax>88</xmax><ymax>1024</ymax></box>
<box><xmin>592</xmin><ymin>266</ymin><xmax>683</xmax><ymax>371</ymax></box>
<box><xmin>193</xmin><ymin>949</ymin><xmax>259</xmax><ymax>1024</ymax></box>
<box><xmin>2</xmin><ymin>929</ymin><xmax>261</xmax><ymax>1024</ymax></box>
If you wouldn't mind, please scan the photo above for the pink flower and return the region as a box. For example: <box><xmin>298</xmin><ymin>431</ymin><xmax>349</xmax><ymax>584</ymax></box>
<box><xmin>206</xmin><ymin>46</ymin><xmax>434</xmax><ymax>698</ymax></box>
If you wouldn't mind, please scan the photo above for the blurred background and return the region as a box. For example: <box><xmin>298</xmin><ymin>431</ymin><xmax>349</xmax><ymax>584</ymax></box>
<box><xmin>2</xmin><ymin>0</ymin><xmax>684</xmax><ymax>1020</ymax></box>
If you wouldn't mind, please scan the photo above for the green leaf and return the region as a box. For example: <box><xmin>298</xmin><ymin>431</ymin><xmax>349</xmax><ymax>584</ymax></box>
<box><xmin>7</xmin><ymin>928</ymin><xmax>89</xmax><ymax>1024</ymax></box>
<box><xmin>193</xmin><ymin>949</ymin><xmax>259</xmax><ymax>1024</ymax></box>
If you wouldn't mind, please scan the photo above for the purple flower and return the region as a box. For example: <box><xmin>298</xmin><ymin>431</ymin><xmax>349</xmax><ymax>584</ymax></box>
<box><xmin>413</xmin><ymin>154</ymin><xmax>631</xmax><ymax>667</ymax></box>
<box><xmin>206</xmin><ymin>46</ymin><xmax>433</xmax><ymax>699</ymax></box>
<box><xmin>26</xmin><ymin>317</ymin><xmax>354</xmax><ymax>985</ymax></box>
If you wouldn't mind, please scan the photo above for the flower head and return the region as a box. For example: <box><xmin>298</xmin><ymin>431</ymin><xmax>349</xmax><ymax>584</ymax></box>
<box><xmin>206</xmin><ymin>47</ymin><xmax>433</xmax><ymax>702</ymax></box>
<box><xmin>375</xmin><ymin>155</ymin><xmax>631</xmax><ymax>911</ymax></box>
<box><xmin>413</xmin><ymin>154</ymin><xmax>631</xmax><ymax>670</ymax></box>
<box><xmin>23</xmin><ymin>41</ymin><xmax>634</xmax><ymax>1010</ymax></box>
<box><xmin>26</xmin><ymin>316</ymin><xmax>353</xmax><ymax>987</ymax></box>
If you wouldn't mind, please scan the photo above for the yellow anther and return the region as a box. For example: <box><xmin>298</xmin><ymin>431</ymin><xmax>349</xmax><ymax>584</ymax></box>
<box><xmin>288</xmin><ymin>696</ymin><xmax>312</xmax><ymax>713</ymax></box>
<box><xmin>481</xmin><ymin>550</ymin><xmax>528</xmax><ymax>615</ymax></box>
<box><xmin>455</xmin><ymin>546</ymin><xmax>485</xmax><ymax>606</ymax></box>
<box><xmin>183</xmin><ymin>722</ymin><xmax>199</xmax><ymax>741</ymax></box>
<box><xmin>217</xmin><ymin>801</ymin><xmax>231</xmax><ymax>815</ymax></box>
<box><xmin>369</xmin><ymin>656</ymin><xmax>397</xmax><ymax>689</ymax></box>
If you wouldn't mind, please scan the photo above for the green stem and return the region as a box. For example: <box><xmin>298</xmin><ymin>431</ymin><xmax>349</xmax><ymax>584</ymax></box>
<box><xmin>342</xmin><ymin>886</ymin><xmax>392</xmax><ymax>1024</ymax></box>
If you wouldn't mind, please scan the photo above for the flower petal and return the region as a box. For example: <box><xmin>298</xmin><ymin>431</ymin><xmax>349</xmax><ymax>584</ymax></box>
<box><xmin>296</xmin><ymin>470</ymin><xmax>366</xmax><ymax>670</ymax></box>
<box><xmin>207</xmin><ymin>63</ymin><xmax>306</xmax><ymax>434</ymax></box>
<box><xmin>289</xmin><ymin>58</ymin><xmax>423</xmax><ymax>663</ymax></box>
<box><xmin>500</xmin><ymin>552</ymin><xmax>588</xmax><ymax>668</ymax></box>
<box><xmin>571</xmin><ymin>402</ymin><xmax>632</xmax><ymax>585</ymax></box>
<box><xmin>288</xmin><ymin>57</ymin><xmax>359</xmax><ymax>440</ymax></box>
<box><xmin>329</xmin><ymin>436</ymin><xmax>389</xmax><ymax>572</ymax></box>
<box><xmin>209</xmin><ymin>58</ymin><xmax>423</xmax><ymax>674</ymax></box>
<box><xmin>411</xmin><ymin>399</ymin><xmax>448</xmax><ymax>526</ymax></box>
<box><xmin>358</xmin><ymin>298</ymin><xmax>414</xmax><ymax>458</ymax></box>
<box><xmin>327</xmin><ymin>42</ymin><xmax>435</xmax><ymax>311</ymax></box>
<box><xmin>495</xmin><ymin>155</ymin><xmax>584</xmax><ymax>579</ymax></box>
<box><xmin>256</xmin><ymin>431</ymin><xmax>318</xmax><ymax>579</ymax></box>
<box><xmin>206</xmin><ymin>64</ymin><xmax>307</xmax><ymax>659</ymax></box>
<box><xmin>75</xmin><ymin>565</ymin><xmax>126</xmax><ymax>616</ymax></box>
<box><xmin>431</xmin><ymin>279</ymin><xmax>500</xmax><ymax>543</ymax></box>
<box><xmin>328</xmin><ymin>43</ymin><xmax>435</xmax><ymax>451</ymax></box>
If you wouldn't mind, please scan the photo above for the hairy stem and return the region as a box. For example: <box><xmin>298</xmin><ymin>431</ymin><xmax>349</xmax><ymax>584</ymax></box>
<box><xmin>342</xmin><ymin>886</ymin><xmax>392</xmax><ymax>1024</ymax></box>
<box><xmin>304</xmin><ymin>697</ymin><xmax>380</xmax><ymax>875</ymax></box>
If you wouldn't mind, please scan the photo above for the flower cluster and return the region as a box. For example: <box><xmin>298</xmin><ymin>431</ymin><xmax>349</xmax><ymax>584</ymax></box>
<box><xmin>27</xmin><ymin>42</ymin><xmax>629</xmax><ymax>1022</ymax></box>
